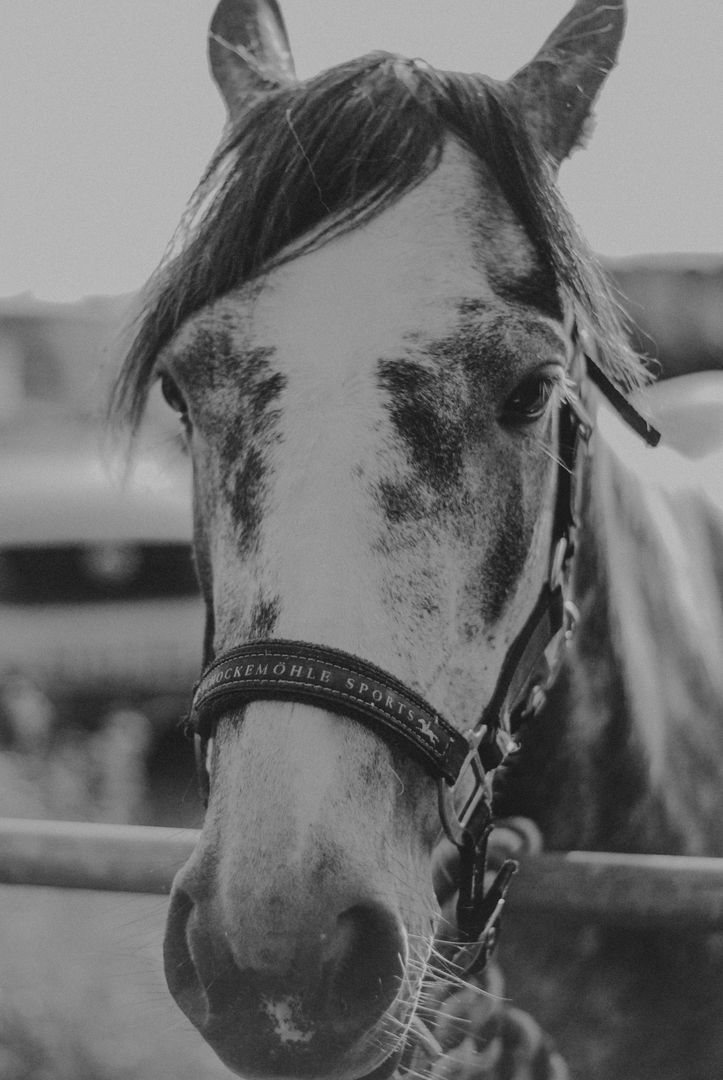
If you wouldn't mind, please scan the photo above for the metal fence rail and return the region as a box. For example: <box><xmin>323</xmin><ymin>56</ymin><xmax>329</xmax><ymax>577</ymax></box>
<box><xmin>1</xmin><ymin>817</ymin><xmax>723</xmax><ymax>930</ymax></box>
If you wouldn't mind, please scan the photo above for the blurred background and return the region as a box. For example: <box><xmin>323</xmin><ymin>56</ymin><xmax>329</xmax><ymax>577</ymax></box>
<box><xmin>0</xmin><ymin>1</ymin><xmax>721</xmax><ymax>1077</ymax></box>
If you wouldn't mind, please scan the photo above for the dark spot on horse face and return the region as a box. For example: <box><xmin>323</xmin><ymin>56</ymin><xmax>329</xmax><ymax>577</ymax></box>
<box><xmin>216</xmin><ymin>348</ymin><xmax>285</xmax><ymax>457</ymax></box>
<box><xmin>376</xmin><ymin>478</ymin><xmax>427</xmax><ymax>524</ymax></box>
<box><xmin>249</xmin><ymin>593</ymin><xmax>280</xmax><ymax>639</ymax></box>
<box><xmin>375</xmin><ymin>309</ymin><xmax>543</xmax><ymax>524</ymax></box>
<box><xmin>172</xmin><ymin>324</ymin><xmax>231</xmax><ymax>397</ymax></box>
<box><xmin>478</xmin><ymin>476</ymin><xmax>531</xmax><ymax>623</ymax></box>
<box><xmin>229</xmin><ymin>447</ymin><xmax>266</xmax><ymax>557</ymax></box>
<box><xmin>377</xmin><ymin>358</ymin><xmax>468</xmax><ymax>497</ymax></box>
<box><xmin>175</xmin><ymin>326</ymin><xmax>286</xmax><ymax>625</ymax></box>
<box><xmin>209</xmin><ymin>347</ymin><xmax>285</xmax><ymax>559</ymax></box>
<box><xmin>248</xmin><ymin>368</ymin><xmax>286</xmax><ymax>423</ymax></box>
<box><xmin>375</xmin><ymin>310</ymin><xmax>553</xmax><ymax>629</ymax></box>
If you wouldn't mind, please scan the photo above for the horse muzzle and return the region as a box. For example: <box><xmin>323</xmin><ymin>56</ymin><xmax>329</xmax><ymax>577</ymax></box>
<box><xmin>166</xmin><ymin>642</ymin><xmax>522</xmax><ymax>1077</ymax></box>
<box><xmin>164</xmin><ymin>845</ymin><xmax>413</xmax><ymax>1079</ymax></box>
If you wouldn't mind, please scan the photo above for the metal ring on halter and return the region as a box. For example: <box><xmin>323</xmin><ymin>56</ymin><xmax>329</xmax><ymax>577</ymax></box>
<box><xmin>437</xmin><ymin>758</ymin><xmax>488</xmax><ymax>850</ymax></box>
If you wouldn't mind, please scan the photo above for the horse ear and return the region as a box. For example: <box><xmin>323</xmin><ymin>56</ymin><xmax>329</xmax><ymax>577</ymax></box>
<box><xmin>509</xmin><ymin>0</ymin><xmax>626</xmax><ymax>165</ymax></box>
<box><xmin>208</xmin><ymin>0</ymin><xmax>296</xmax><ymax>119</ymax></box>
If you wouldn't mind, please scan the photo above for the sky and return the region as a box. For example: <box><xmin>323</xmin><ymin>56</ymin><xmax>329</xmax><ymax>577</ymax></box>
<box><xmin>1</xmin><ymin>0</ymin><xmax>721</xmax><ymax>302</ymax></box>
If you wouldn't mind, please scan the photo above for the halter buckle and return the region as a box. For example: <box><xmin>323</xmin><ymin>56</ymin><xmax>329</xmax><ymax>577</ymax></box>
<box><xmin>437</xmin><ymin>722</ymin><xmax>517</xmax><ymax>849</ymax></box>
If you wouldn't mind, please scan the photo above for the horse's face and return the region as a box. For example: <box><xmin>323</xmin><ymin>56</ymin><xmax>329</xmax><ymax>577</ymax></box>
<box><xmin>162</xmin><ymin>140</ymin><xmax>564</xmax><ymax>1077</ymax></box>
<box><xmin>151</xmin><ymin>3</ymin><xmax>628</xmax><ymax>1076</ymax></box>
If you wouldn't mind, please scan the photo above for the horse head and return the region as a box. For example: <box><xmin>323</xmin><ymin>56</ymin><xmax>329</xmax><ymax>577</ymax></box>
<box><xmin>116</xmin><ymin>2</ymin><xmax>644</xmax><ymax>1076</ymax></box>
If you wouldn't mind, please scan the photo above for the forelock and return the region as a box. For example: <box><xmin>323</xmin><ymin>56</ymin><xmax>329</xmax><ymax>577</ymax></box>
<box><xmin>112</xmin><ymin>51</ymin><xmax>648</xmax><ymax>430</ymax></box>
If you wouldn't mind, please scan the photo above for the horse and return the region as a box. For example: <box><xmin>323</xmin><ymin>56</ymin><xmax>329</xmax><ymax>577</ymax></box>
<box><xmin>112</xmin><ymin>2</ymin><xmax>723</xmax><ymax>1077</ymax></box>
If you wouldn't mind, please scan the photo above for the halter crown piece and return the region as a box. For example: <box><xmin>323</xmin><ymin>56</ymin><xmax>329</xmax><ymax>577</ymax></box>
<box><xmin>187</xmin><ymin>341</ymin><xmax>660</xmax><ymax>975</ymax></box>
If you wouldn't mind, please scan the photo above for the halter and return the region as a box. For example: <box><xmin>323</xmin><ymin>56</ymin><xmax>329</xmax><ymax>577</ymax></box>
<box><xmin>185</xmin><ymin>343</ymin><xmax>660</xmax><ymax>976</ymax></box>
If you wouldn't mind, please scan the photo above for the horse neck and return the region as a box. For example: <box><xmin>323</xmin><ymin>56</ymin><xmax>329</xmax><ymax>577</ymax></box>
<box><xmin>497</xmin><ymin>424</ymin><xmax>723</xmax><ymax>856</ymax></box>
<box><xmin>493</xmin><ymin>480</ymin><xmax>669</xmax><ymax>854</ymax></box>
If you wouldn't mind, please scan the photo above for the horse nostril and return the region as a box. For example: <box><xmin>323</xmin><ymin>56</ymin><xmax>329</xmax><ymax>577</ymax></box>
<box><xmin>324</xmin><ymin>903</ymin><xmax>407</xmax><ymax>1035</ymax></box>
<box><xmin>164</xmin><ymin>886</ymin><xmax>211</xmax><ymax>1029</ymax></box>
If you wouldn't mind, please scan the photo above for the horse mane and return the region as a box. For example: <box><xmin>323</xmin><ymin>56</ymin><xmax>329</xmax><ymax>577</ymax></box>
<box><xmin>111</xmin><ymin>51</ymin><xmax>649</xmax><ymax>428</ymax></box>
<box><xmin>589</xmin><ymin>397</ymin><xmax>723</xmax><ymax>853</ymax></box>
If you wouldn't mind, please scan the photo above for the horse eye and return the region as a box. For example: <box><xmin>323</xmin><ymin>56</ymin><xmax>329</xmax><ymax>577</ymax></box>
<box><xmin>501</xmin><ymin>371</ymin><xmax>559</xmax><ymax>426</ymax></box>
<box><xmin>160</xmin><ymin>372</ymin><xmax>188</xmax><ymax>418</ymax></box>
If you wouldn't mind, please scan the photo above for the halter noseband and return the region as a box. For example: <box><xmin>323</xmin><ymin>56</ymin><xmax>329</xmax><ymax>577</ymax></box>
<box><xmin>186</xmin><ymin>346</ymin><xmax>660</xmax><ymax>975</ymax></box>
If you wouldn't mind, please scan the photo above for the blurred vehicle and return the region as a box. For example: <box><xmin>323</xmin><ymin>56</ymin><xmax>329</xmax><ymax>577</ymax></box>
<box><xmin>0</xmin><ymin>447</ymin><xmax>203</xmax><ymax>727</ymax></box>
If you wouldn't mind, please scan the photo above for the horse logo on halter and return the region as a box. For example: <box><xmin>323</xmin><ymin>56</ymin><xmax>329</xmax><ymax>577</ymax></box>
<box><xmin>416</xmin><ymin>714</ymin><xmax>440</xmax><ymax>746</ymax></box>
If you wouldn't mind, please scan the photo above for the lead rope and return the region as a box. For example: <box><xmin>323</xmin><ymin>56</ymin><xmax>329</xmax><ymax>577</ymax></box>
<box><xmin>395</xmin><ymin>818</ymin><xmax>570</xmax><ymax>1080</ymax></box>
